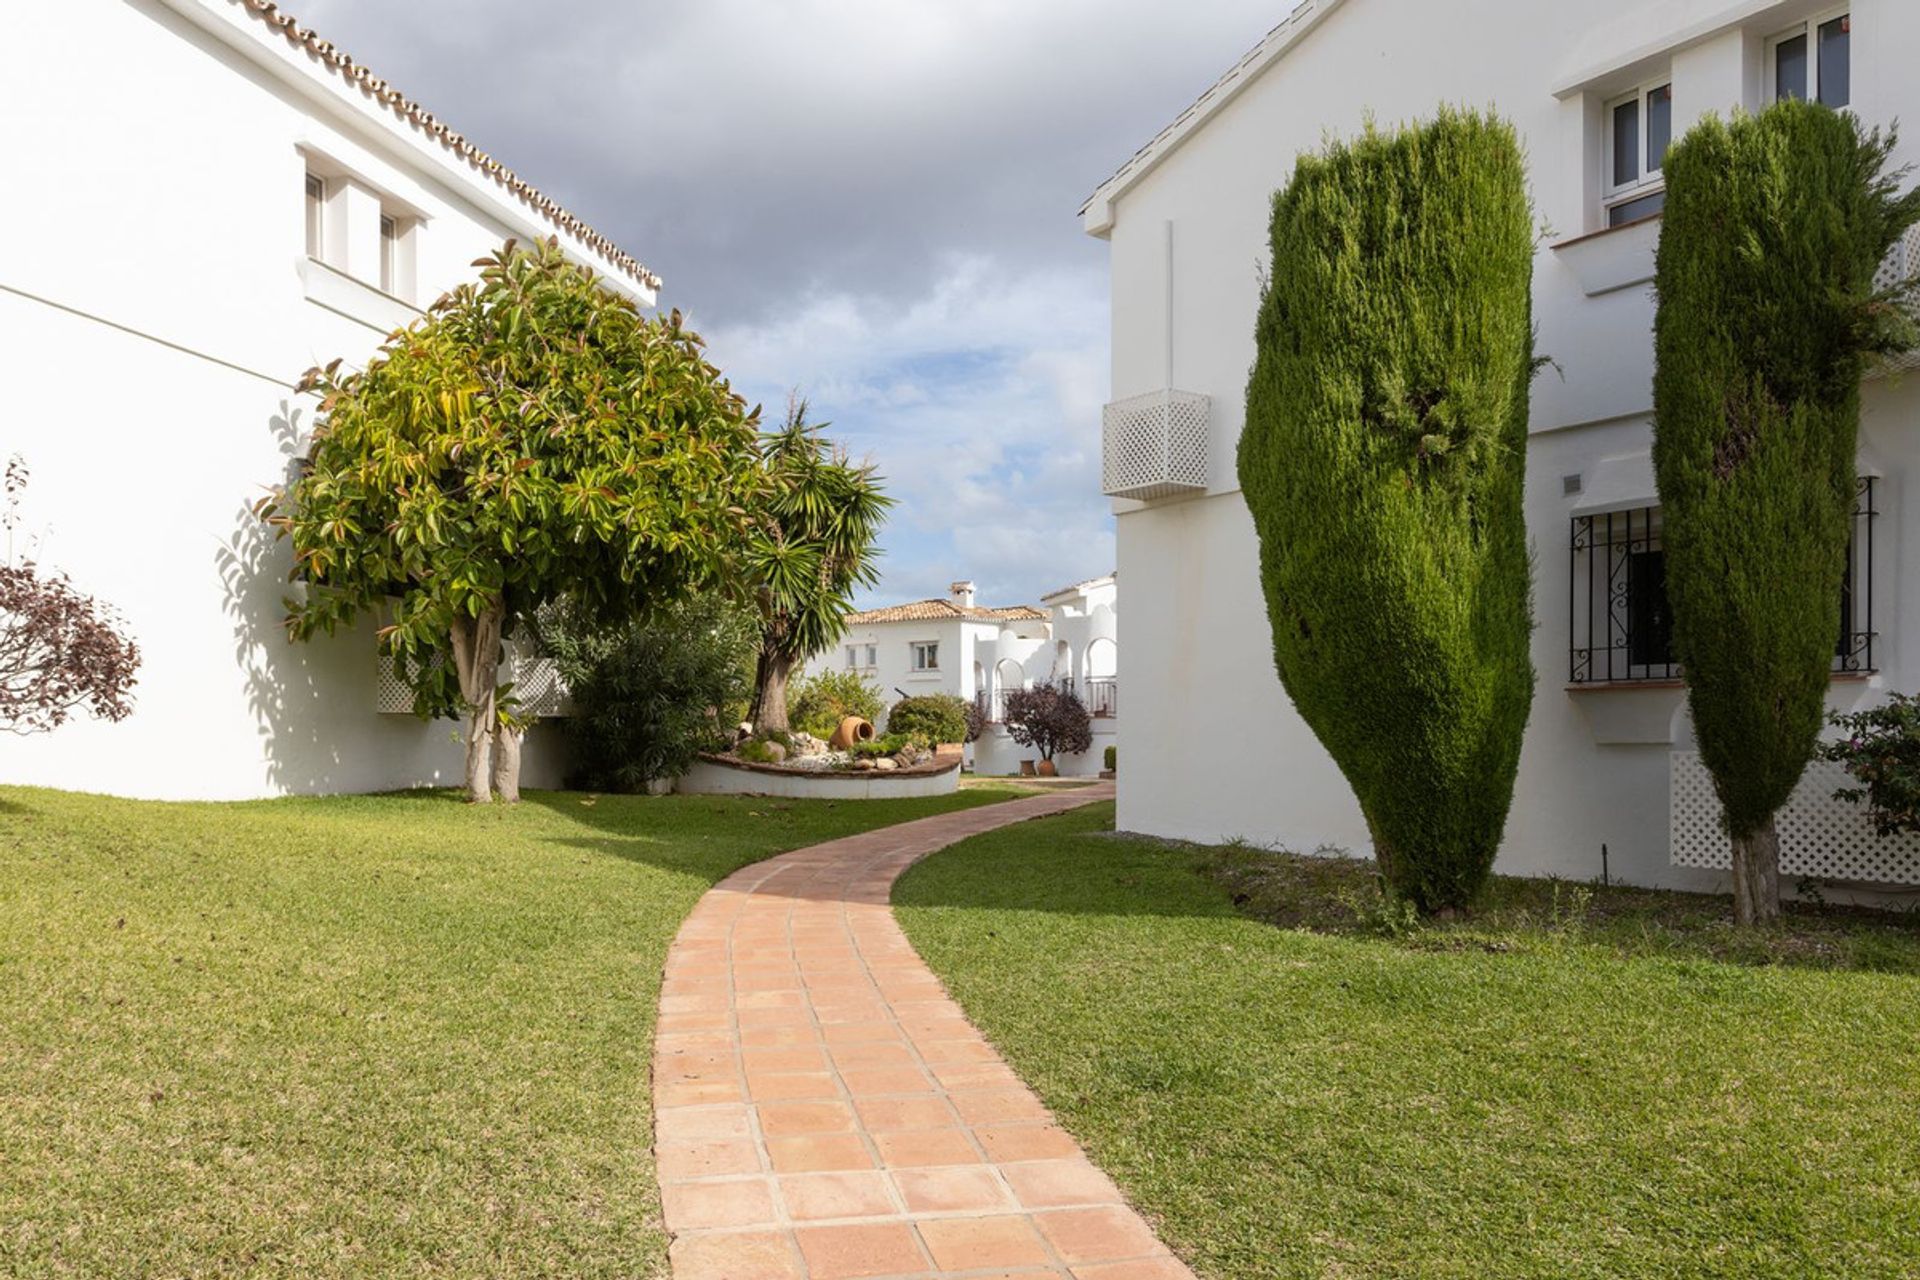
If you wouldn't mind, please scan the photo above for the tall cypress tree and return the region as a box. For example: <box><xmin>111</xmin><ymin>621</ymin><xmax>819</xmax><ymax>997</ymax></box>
<box><xmin>1238</xmin><ymin>110</ymin><xmax>1537</xmax><ymax>913</ymax></box>
<box><xmin>1653</xmin><ymin>101</ymin><xmax>1920</xmax><ymax>925</ymax></box>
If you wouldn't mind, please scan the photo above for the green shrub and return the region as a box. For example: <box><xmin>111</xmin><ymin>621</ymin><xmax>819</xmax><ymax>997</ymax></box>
<box><xmin>790</xmin><ymin>669</ymin><xmax>883</xmax><ymax>740</ymax></box>
<box><xmin>1104</xmin><ymin>745</ymin><xmax>1116</xmax><ymax>772</ymax></box>
<box><xmin>1825</xmin><ymin>694</ymin><xmax>1920</xmax><ymax>837</ymax></box>
<box><xmin>736</xmin><ymin>738</ymin><xmax>780</xmax><ymax>765</ymax></box>
<box><xmin>887</xmin><ymin>694</ymin><xmax>970</xmax><ymax>746</ymax></box>
<box><xmin>1237</xmin><ymin>109</ymin><xmax>1537</xmax><ymax>913</ymax></box>
<box><xmin>535</xmin><ymin>594</ymin><xmax>757</xmax><ymax>792</ymax></box>
<box><xmin>851</xmin><ymin>732</ymin><xmax>913</xmax><ymax>759</ymax></box>
<box><xmin>1653</xmin><ymin>101</ymin><xmax>1920</xmax><ymax>923</ymax></box>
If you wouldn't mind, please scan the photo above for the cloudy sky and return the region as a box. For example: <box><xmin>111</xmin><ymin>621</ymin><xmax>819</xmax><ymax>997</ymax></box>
<box><xmin>299</xmin><ymin>0</ymin><xmax>1289</xmax><ymax>606</ymax></box>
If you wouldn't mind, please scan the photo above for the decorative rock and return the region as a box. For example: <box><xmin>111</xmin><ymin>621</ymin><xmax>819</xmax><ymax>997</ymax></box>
<box><xmin>789</xmin><ymin>732</ymin><xmax>827</xmax><ymax>758</ymax></box>
<box><xmin>763</xmin><ymin>742</ymin><xmax>787</xmax><ymax>764</ymax></box>
<box><xmin>854</xmin><ymin>758</ymin><xmax>877</xmax><ymax>772</ymax></box>
<box><xmin>874</xmin><ymin>757</ymin><xmax>899</xmax><ymax>772</ymax></box>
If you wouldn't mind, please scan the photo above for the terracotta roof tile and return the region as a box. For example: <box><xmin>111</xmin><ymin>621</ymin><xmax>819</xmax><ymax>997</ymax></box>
<box><xmin>235</xmin><ymin>0</ymin><xmax>660</xmax><ymax>291</ymax></box>
<box><xmin>844</xmin><ymin>600</ymin><xmax>1047</xmax><ymax>625</ymax></box>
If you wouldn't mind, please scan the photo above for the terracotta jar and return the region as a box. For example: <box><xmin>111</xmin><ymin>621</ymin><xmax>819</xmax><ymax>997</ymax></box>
<box><xmin>829</xmin><ymin>716</ymin><xmax>875</xmax><ymax>750</ymax></box>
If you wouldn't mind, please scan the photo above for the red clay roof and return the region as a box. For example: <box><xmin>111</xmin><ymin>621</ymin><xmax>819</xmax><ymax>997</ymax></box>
<box><xmin>236</xmin><ymin>1</ymin><xmax>659</xmax><ymax>291</ymax></box>
<box><xmin>844</xmin><ymin>600</ymin><xmax>1047</xmax><ymax>625</ymax></box>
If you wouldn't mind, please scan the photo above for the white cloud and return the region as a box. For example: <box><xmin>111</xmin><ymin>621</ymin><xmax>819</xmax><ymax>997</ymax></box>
<box><xmin>706</xmin><ymin>256</ymin><xmax>1115</xmax><ymax>606</ymax></box>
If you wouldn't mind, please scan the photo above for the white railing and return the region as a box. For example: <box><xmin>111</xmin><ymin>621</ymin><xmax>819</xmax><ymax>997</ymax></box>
<box><xmin>1101</xmin><ymin>388</ymin><xmax>1209</xmax><ymax>501</ymax></box>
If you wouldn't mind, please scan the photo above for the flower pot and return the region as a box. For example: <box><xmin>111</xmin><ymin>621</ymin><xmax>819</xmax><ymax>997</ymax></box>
<box><xmin>1019</xmin><ymin>760</ymin><xmax>1037</xmax><ymax>777</ymax></box>
<box><xmin>829</xmin><ymin>716</ymin><xmax>875</xmax><ymax>750</ymax></box>
<box><xmin>1037</xmin><ymin>759</ymin><xmax>1058</xmax><ymax>778</ymax></box>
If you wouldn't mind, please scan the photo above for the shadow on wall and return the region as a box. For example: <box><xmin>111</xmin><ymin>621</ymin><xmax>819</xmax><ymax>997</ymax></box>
<box><xmin>212</xmin><ymin>403</ymin><xmax>460</xmax><ymax>795</ymax></box>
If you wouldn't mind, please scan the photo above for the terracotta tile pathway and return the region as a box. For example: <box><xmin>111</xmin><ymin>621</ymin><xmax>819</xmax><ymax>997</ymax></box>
<box><xmin>652</xmin><ymin>781</ymin><xmax>1196</xmax><ymax>1280</ymax></box>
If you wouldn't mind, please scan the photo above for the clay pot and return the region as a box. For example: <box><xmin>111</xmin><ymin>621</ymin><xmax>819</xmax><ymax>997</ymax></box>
<box><xmin>1037</xmin><ymin>759</ymin><xmax>1058</xmax><ymax>778</ymax></box>
<box><xmin>1019</xmin><ymin>760</ymin><xmax>1038</xmax><ymax>777</ymax></box>
<box><xmin>829</xmin><ymin>716</ymin><xmax>875</xmax><ymax>750</ymax></box>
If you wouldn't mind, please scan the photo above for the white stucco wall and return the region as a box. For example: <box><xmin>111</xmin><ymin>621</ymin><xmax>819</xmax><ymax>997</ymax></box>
<box><xmin>0</xmin><ymin>1</ymin><xmax>652</xmax><ymax>798</ymax></box>
<box><xmin>1097</xmin><ymin>0</ymin><xmax>1920</xmax><ymax>888</ymax></box>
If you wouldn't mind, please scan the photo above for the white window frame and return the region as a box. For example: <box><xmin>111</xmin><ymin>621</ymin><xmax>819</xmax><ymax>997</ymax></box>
<box><xmin>845</xmin><ymin>644</ymin><xmax>858</xmax><ymax>670</ymax></box>
<box><xmin>1766</xmin><ymin>8</ymin><xmax>1850</xmax><ymax>110</ymax></box>
<box><xmin>1602</xmin><ymin>78</ymin><xmax>1672</xmax><ymax>227</ymax></box>
<box><xmin>910</xmin><ymin>640</ymin><xmax>939</xmax><ymax>673</ymax></box>
<box><xmin>304</xmin><ymin>173</ymin><xmax>326</xmax><ymax>260</ymax></box>
<box><xmin>864</xmin><ymin>643</ymin><xmax>877</xmax><ymax>668</ymax></box>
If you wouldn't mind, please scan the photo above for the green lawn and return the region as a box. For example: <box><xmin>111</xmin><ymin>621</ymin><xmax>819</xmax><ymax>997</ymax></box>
<box><xmin>0</xmin><ymin>783</ymin><xmax>1023</xmax><ymax>1278</ymax></box>
<box><xmin>894</xmin><ymin>802</ymin><xmax>1920</xmax><ymax>1279</ymax></box>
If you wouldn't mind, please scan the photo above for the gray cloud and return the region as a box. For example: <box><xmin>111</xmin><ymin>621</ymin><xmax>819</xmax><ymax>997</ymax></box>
<box><xmin>293</xmin><ymin>0</ymin><xmax>1289</xmax><ymax>603</ymax></box>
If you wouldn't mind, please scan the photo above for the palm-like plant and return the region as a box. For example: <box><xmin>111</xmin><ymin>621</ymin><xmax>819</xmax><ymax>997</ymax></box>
<box><xmin>743</xmin><ymin>400</ymin><xmax>891</xmax><ymax>733</ymax></box>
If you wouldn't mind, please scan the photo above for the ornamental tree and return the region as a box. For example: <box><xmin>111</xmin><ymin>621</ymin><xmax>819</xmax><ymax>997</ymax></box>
<box><xmin>1652</xmin><ymin>102</ymin><xmax>1920</xmax><ymax>924</ymax></box>
<box><xmin>741</xmin><ymin>400</ymin><xmax>890</xmax><ymax>734</ymax></box>
<box><xmin>261</xmin><ymin>240</ymin><xmax>762</xmax><ymax>803</ymax></box>
<box><xmin>1237</xmin><ymin>110</ymin><xmax>1537</xmax><ymax>913</ymax></box>
<box><xmin>1002</xmin><ymin>683</ymin><xmax>1092</xmax><ymax>763</ymax></box>
<box><xmin>1</xmin><ymin>459</ymin><xmax>141</xmax><ymax>736</ymax></box>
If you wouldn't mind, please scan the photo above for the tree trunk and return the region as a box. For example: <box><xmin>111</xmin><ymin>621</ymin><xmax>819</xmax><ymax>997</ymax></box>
<box><xmin>449</xmin><ymin>601</ymin><xmax>506</xmax><ymax>804</ymax></box>
<box><xmin>746</xmin><ymin>651</ymin><xmax>771</xmax><ymax>729</ymax></box>
<box><xmin>1730</xmin><ymin>814</ymin><xmax>1783</xmax><ymax>926</ymax></box>
<box><xmin>491</xmin><ymin>723</ymin><xmax>523</xmax><ymax>804</ymax></box>
<box><xmin>756</xmin><ymin>653</ymin><xmax>794</xmax><ymax>734</ymax></box>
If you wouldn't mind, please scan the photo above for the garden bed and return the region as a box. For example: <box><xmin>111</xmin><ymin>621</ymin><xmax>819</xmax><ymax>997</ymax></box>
<box><xmin>675</xmin><ymin>752</ymin><xmax>959</xmax><ymax>798</ymax></box>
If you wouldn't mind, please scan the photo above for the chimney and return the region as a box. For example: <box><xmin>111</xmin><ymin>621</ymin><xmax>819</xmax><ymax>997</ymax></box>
<box><xmin>949</xmin><ymin>580</ymin><xmax>976</xmax><ymax>609</ymax></box>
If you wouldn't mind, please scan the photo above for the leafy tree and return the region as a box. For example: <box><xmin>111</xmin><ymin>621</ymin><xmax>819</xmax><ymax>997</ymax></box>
<box><xmin>1</xmin><ymin>457</ymin><xmax>140</xmax><ymax>736</ymax></box>
<box><xmin>1653</xmin><ymin>102</ymin><xmax>1920</xmax><ymax>923</ymax></box>
<box><xmin>262</xmin><ymin>240</ymin><xmax>761</xmax><ymax>803</ymax></box>
<box><xmin>1825</xmin><ymin>694</ymin><xmax>1920</xmax><ymax>838</ymax></box>
<box><xmin>1002</xmin><ymin>682</ymin><xmax>1092</xmax><ymax>763</ymax></box>
<box><xmin>742</xmin><ymin>401</ymin><xmax>890</xmax><ymax>733</ymax></box>
<box><xmin>535</xmin><ymin>593</ymin><xmax>756</xmax><ymax>792</ymax></box>
<box><xmin>789</xmin><ymin>668</ymin><xmax>883</xmax><ymax>740</ymax></box>
<box><xmin>1237</xmin><ymin>110</ymin><xmax>1537</xmax><ymax>913</ymax></box>
<box><xmin>886</xmin><ymin>693</ymin><xmax>970</xmax><ymax>746</ymax></box>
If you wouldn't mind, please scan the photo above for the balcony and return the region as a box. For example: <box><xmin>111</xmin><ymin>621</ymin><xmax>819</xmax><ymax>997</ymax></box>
<box><xmin>1101</xmin><ymin>389</ymin><xmax>1209</xmax><ymax>501</ymax></box>
<box><xmin>1871</xmin><ymin>223</ymin><xmax>1920</xmax><ymax>378</ymax></box>
<box><xmin>980</xmin><ymin>678</ymin><xmax>1117</xmax><ymax>724</ymax></box>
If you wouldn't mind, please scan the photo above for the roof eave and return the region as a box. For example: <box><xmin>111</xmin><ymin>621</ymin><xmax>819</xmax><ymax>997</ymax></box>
<box><xmin>1078</xmin><ymin>0</ymin><xmax>1348</xmax><ymax>238</ymax></box>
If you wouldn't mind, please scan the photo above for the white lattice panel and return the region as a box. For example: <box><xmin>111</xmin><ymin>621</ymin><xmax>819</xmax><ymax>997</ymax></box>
<box><xmin>1670</xmin><ymin>751</ymin><xmax>1920</xmax><ymax>884</ymax></box>
<box><xmin>1871</xmin><ymin>222</ymin><xmax>1920</xmax><ymax>377</ymax></box>
<box><xmin>1101</xmin><ymin>389</ymin><xmax>1209</xmax><ymax>501</ymax></box>
<box><xmin>375</xmin><ymin>646</ymin><xmax>570</xmax><ymax>718</ymax></box>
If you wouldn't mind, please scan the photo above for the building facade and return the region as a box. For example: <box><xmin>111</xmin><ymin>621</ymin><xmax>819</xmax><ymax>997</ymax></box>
<box><xmin>1087</xmin><ymin>0</ymin><xmax>1920</xmax><ymax>889</ymax></box>
<box><xmin>807</xmin><ymin>578</ymin><xmax>1120</xmax><ymax>777</ymax></box>
<box><xmin>0</xmin><ymin>0</ymin><xmax>659</xmax><ymax>798</ymax></box>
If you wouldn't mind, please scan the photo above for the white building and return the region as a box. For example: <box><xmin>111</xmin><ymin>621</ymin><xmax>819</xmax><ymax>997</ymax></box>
<box><xmin>1088</xmin><ymin>0</ymin><xmax>1920</xmax><ymax>890</ymax></box>
<box><xmin>0</xmin><ymin>0</ymin><xmax>659</xmax><ymax>799</ymax></box>
<box><xmin>807</xmin><ymin>577</ymin><xmax>1120</xmax><ymax>777</ymax></box>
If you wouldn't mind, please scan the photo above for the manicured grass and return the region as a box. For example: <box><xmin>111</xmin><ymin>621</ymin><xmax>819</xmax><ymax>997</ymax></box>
<box><xmin>0</xmin><ymin>783</ymin><xmax>1023</xmax><ymax>1278</ymax></box>
<box><xmin>894</xmin><ymin>802</ymin><xmax>1920</xmax><ymax>1279</ymax></box>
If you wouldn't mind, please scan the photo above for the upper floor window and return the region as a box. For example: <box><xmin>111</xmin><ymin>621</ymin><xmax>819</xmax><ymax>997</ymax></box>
<box><xmin>1568</xmin><ymin>480</ymin><xmax>1878</xmax><ymax>685</ymax></box>
<box><xmin>911</xmin><ymin>641</ymin><xmax>940</xmax><ymax>672</ymax></box>
<box><xmin>845</xmin><ymin>644</ymin><xmax>859</xmax><ymax>670</ymax></box>
<box><xmin>305</xmin><ymin>173</ymin><xmax>326</xmax><ymax>259</ymax></box>
<box><xmin>1770</xmin><ymin>11</ymin><xmax>1850</xmax><ymax>109</ymax></box>
<box><xmin>380</xmin><ymin>214</ymin><xmax>399</xmax><ymax>294</ymax></box>
<box><xmin>1605</xmin><ymin>80</ymin><xmax>1671</xmax><ymax>228</ymax></box>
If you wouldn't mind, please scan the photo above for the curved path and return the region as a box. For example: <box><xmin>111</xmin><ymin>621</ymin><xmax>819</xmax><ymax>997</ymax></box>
<box><xmin>652</xmin><ymin>781</ymin><xmax>1195</xmax><ymax>1280</ymax></box>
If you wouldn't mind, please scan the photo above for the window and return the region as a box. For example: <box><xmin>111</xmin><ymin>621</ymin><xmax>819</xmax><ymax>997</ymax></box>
<box><xmin>1771</xmin><ymin>11</ymin><xmax>1849</xmax><ymax>108</ymax></box>
<box><xmin>845</xmin><ymin>645</ymin><xmax>858</xmax><ymax>670</ymax></box>
<box><xmin>380</xmin><ymin>214</ymin><xmax>399</xmax><ymax>294</ymax></box>
<box><xmin>911</xmin><ymin>641</ymin><xmax>939</xmax><ymax>672</ymax></box>
<box><xmin>1605</xmin><ymin>80</ymin><xmax>1671</xmax><ymax>227</ymax></box>
<box><xmin>304</xmin><ymin>173</ymin><xmax>326</xmax><ymax>259</ymax></box>
<box><xmin>865</xmin><ymin>644</ymin><xmax>877</xmax><ymax>668</ymax></box>
<box><xmin>1569</xmin><ymin>479</ymin><xmax>1877</xmax><ymax>685</ymax></box>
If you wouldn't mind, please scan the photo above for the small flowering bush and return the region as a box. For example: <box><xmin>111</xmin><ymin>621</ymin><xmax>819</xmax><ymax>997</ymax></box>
<box><xmin>1824</xmin><ymin>694</ymin><xmax>1920</xmax><ymax>837</ymax></box>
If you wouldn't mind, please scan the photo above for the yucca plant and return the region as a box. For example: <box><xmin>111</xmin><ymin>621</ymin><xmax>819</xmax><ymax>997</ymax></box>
<box><xmin>742</xmin><ymin>400</ymin><xmax>891</xmax><ymax>734</ymax></box>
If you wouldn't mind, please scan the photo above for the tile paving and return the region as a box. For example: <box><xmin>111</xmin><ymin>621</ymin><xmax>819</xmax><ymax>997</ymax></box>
<box><xmin>652</xmin><ymin>781</ymin><xmax>1195</xmax><ymax>1279</ymax></box>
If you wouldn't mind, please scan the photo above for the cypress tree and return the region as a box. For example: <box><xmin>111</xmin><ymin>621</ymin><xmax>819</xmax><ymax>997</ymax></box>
<box><xmin>1652</xmin><ymin>101</ymin><xmax>1920</xmax><ymax>925</ymax></box>
<box><xmin>1238</xmin><ymin>110</ymin><xmax>1537</xmax><ymax>913</ymax></box>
